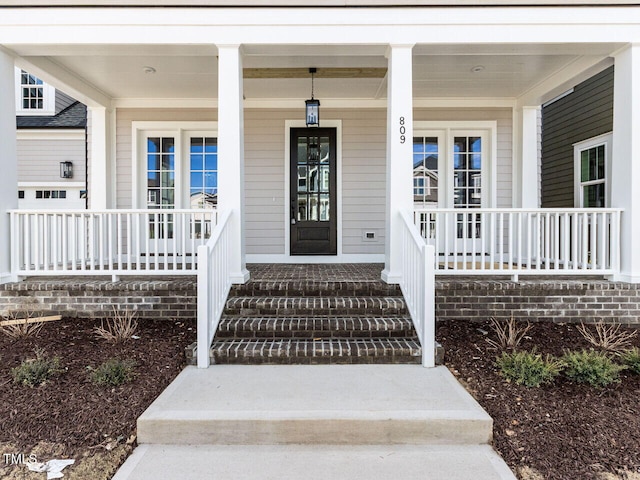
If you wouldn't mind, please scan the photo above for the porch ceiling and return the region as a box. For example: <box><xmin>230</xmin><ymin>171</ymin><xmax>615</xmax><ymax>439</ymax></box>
<box><xmin>9</xmin><ymin>42</ymin><xmax>623</xmax><ymax>103</ymax></box>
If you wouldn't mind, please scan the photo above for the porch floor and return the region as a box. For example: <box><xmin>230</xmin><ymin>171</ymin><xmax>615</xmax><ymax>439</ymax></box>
<box><xmin>113</xmin><ymin>365</ymin><xmax>515</xmax><ymax>480</ymax></box>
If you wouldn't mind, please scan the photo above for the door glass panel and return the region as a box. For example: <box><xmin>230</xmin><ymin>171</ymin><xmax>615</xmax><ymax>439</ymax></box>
<box><xmin>453</xmin><ymin>135</ymin><xmax>482</xmax><ymax>238</ymax></box>
<box><xmin>297</xmin><ymin>195</ymin><xmax>308</xmax><ymax>221</ymax></box>
<box><xmin>296</xmin><ymin>134</ymin><xmax>331</xmax><ymax>222</ymax></box>
<box><xmin>319</xmin><ymin>194</ymin><xmax>330</xmax><ymax>221</ymax></box>
<box><xmin>147</xmin><ymin>136</ymin><xmax>175</xmax><ymax>239</ymax></box>
<box><xmin>413</xmin><ymin>137</ymin><xmax>439</xmax><ymax>205</ymax></box>
<box><xmin>189</xmin><ymin>137</ymin><xmax>217</xmax><ymax>209</ymax></box>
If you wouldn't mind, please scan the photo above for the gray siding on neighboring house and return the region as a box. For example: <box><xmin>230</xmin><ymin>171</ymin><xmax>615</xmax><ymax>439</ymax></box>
<box><xmin>541</xmin><ymin>66</ymin><xmax>614</xmax><ymax>207</ymax></box>
<box><xmin>17</xmin><ymin>136</ymin><xmax>86</xmax><ymax>182</ymax></box>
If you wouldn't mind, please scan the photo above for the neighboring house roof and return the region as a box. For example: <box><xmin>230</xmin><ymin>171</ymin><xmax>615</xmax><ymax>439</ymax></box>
<box><xmin>16</xmin><ymin>101</ymin><xmax>87</xmax><ymax>129</ymax></box>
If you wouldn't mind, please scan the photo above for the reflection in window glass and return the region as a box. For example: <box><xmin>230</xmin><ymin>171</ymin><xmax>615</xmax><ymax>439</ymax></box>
<box><xmin>412</xmin><ymin>137</ymin><xmax>438</xmax><ymax>205</ymax></box>
<box><xmin>189</xmin><ymin>137</ymin><xmax>217</xmax><ymax>209</ymax></box>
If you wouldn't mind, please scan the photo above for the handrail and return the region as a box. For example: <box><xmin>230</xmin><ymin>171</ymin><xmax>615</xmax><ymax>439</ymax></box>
<box><xmin>196</xmin><ymin>209</ymin><xmax>233</xmax><ymax>368</ymax></box>
<box><xmin>399</xmin><ymin>209</ymin><xmax>436</xmax><ymax>368</ymax></box>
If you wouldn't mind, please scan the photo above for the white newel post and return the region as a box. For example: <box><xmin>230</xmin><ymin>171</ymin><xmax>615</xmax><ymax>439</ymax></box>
<box><xmin>514</xmin><ymin>105</ymin><xmax>540</xmax><ymax>208</ymax></box>
<box><xmin>88</xmin><ymin>106</ymin><xmax>114</xmax><ymax>209</ymax></box>
<box><xmin>382</xmin><ymin>44</ymin><xmax>414</xmax><ymax>284</ymax></box>
<box><xmin>217</xmin><ymin>44</ymin><xmax>249</xmax><ymax>284</ymax></box>
<box><xmin>612</xmin><ymin>44</ymin><xmax>640</xmax><ymax>282</ymax></box>
<box><xmin>0</xmin><ymin>51</ymin><xmax>18</xmax><ymax>284</ymax></box>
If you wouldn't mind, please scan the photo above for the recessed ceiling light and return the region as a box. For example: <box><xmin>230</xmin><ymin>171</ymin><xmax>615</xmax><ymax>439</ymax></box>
<box><xmin>143</xmin><ymin>66</ymin><xmax>156</xmax><ymax>74</ymax></box>
<box><xmin>471</xmin><ymin>65</ymin><xmax>485</xmax><ymax>73</ymax></box>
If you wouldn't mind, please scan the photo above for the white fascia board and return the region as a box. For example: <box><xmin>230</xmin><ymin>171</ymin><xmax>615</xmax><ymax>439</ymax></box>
<box><xmin>1</xmin><ymin>8</ymin><xmax>640</xmax><ymax>45</ymax></box>
<box><xmin>17</xmin><ymin>129</ymin><xmax>85</xmax><ymax>140</ymax></box>
<box><xmin>14</xmin><ymin>55</ymin><xmax>111</xmax><ymax>108</ymax></box>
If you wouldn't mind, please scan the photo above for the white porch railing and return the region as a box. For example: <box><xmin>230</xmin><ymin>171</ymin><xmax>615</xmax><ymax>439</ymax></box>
<box><xmin>400</xmin><ymin>209</ymin><xmax>436</xmax><ymax>368</ymax></box>
<box><xmin>414</xmin><ymin>208</ymin><xmax>622</xmax><ymax>277</ymax></box>
<box><xmin>10</xmin><ymin>209</ymin><xmax>217</xmax><ymax>278</ymax></box>
<box><xmin>196</xmin><ymin>209</ymin><xmax>232</xmax><ymax>368</ymax></box>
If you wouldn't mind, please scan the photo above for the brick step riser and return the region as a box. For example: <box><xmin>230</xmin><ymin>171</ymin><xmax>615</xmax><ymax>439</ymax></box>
<box><xmin>215</xmin><ymin>330</ymin><xmax>417</xmax><ymax>339</ymax></box>
<box><xmin>224</xmin><ymin>307</ymin><xmax>408</xmax><ymax>316</ymax></box>
<box><xmin>209</xmin><ymin>355</ymin><xmax>422</xmax><ymax>365</ymax></box>
<box><xmin>229</xmin><ymin>286</ymin><xmax>402</xmax><ymax>298</ymax></box>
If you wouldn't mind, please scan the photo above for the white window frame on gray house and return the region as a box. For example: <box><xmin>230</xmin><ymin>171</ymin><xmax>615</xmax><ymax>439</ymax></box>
<box><xmin>14</xmin><ymin>68</ymin><xmax>55</xmax><ymax>116</ymax></box>
<box><xmin>573</xmin><ymin>132</ymin><xmax>612</xmax><ymax>208</ymax></box>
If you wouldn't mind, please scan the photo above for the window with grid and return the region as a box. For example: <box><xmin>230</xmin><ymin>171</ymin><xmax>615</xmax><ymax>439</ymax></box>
<box><xmin>412</xmin><ymin>136</ymin><xmax>439</xmax><ymax>205</ymax></box>
<box><xmin>579</xmin><ymin>144</ymin><xmax>606</xmax><ymax>208</ymax></box>
<box><xmin>189</xmin><ymin>137</ymin><xmax>218</xmax><ymax>209</ymax></box>
<box><xmin>20</xmin><ymin>70</ymin><xmax>45</xmax><ymax>110</ymax></box>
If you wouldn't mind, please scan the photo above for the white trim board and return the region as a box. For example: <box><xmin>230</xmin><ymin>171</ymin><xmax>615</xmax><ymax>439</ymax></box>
<box><xmin>17</xmin><ymin>129</ymin><xmax>85</xmax><ymax>141</ymax></box>
<box><xmin>246</xmin><ymin>254</ymin><xmax>384</xmax><ymax>264</ymax></box>
<box><xmin>284</xmin><ymin>119</ymin><xmax>343</xmax><ymax>258</ymax></box>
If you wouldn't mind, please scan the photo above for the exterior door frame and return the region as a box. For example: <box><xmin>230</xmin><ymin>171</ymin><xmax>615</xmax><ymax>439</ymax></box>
<box><xmin>284</xmin><ymin>119</ymin><xmax>342</xmax><ymax>258</ymax></box>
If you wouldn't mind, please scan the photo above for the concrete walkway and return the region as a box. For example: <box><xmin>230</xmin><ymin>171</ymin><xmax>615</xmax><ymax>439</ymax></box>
<box><xmin>113</xmin><ymin>365</ymin><xmax>516</xmax><ymax>479</ymax></box>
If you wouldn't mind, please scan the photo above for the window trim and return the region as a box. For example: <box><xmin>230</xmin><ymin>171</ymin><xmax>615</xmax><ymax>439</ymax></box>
<box><xmin>14</xmin><ymin>68</ymin><xmax>56</xmax><ymax>116</ymax></box>
<box><xmin>414</xmin><ymin>121</ymin><xmax>497</xmax><ymax>208</ymax></box>
<box><xmin>132</xmin><ymin>121</ymin><xmax>218</xmax><ymax>209</ymax></box>
<box><xmin>573</xmin><ymin>132</ymin><xmax>612</xmax><ymax>208</ymax></box>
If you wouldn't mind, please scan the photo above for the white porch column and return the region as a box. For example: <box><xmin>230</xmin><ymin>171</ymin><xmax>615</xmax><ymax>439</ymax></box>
<box><xmin>612</xmin><ymin>44</ymin><xmax>640</xmax><ymax>282</ymax></box>
<box><xmin>216</xmin><ymin>44</ymin><xmax>249</xmax><ymax>284</ymax></box>
<box><xmin>0</xmin><ymin>51</ymin><xmax>18</xmax><ymax>284</ymax></box>
<box><xmin>88</xmin><ymin>106</ymin><xmax>114</xmax><ymax>209</ymax></box>
<box><xmin>382</xmin><ymin>44</ymin><xmax>414</xmax><ymax>284</ymax></box>
<box><xmin>513</xmin><ymin>105</ymin><xmax>540</xmax><ymax>208</ymax></box>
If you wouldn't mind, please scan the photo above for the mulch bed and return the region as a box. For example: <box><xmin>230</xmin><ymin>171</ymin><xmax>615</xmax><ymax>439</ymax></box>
<box><xmin>2</xmin><ymin>315</ymin><xmax>640</xmax><ymax>479</ymax></box>
<box><xmin>438</xmin><ymin>319</ymin><xmax>640</xmax><ymax>480</ymax></box>
<box><xmin>0</xmin><ymin>317</ymin><xmax>195</xmax><ymax>453</ymax></box>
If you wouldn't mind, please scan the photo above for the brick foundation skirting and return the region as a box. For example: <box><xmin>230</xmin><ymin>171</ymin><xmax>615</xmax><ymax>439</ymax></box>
<box><xmin>0</xmin><ymin>277</ymin><xmax>197</xmax><ymax>320</ymax></box>
<box><xmin>1</xmin><ymin>275</ymin><xmax>640</xmax><ymax>325</ymax></box>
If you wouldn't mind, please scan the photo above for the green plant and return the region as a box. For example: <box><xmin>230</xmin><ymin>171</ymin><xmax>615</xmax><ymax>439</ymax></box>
<box><xmin>89</xmin><ymin>358</ymin><xmax>136</xmax><ymax>386</ymax></box>
<box><xmin>577</xmin><ymin>320</ymin><xmax>637</xmax><ymax>353</ymax></box>
<box><xmin>94</xmin><ymin>308</ymin><xmax>138</xmax><ymax>343</ymax></box>
<box><xmin>620</xmin><ymin>347</ymin><xmax>640</xmax><ymax>374</ymax></box>
<box><xmin>496</xmin><ymin>350</ymin><xmax>563</xmax><ymax>387</ymax></box>
<box><xmin>562</xmin><ymin>349</ymin><xmax>626</xmax><ymax>387</ymax></box>
<box><xmin>11</xmin><ymin>349</ymin><xmax>62</xmax><ymax>387</ymax></box>
<box><xmin>486</xmin><ymin>316</ymin><xmax>532</xmax><ymax>351</ymax></box>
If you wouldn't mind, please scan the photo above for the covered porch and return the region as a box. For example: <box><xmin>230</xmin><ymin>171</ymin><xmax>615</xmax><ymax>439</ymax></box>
<box><xmin>1</xmin><ymin>9</ymin><xmax>639</xmax><ymax>282</ymax></box>
<box><xmin>2</xmin><ymin>5</ymin><xmax>640</xmax><ymax>367</ymax></box>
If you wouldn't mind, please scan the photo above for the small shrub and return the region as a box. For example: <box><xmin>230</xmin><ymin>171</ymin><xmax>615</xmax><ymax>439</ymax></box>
<box><xmin>0</xmin><ymin>310</ymin><xmax>44</xmax><ymax>339</ymax></box>
<box><xmin>94</xmin><ymin>308</ymin><xmax>138</xmax><ymax>343</ymax></box>
<box><xmin>562</xmin><ymin>349</ymin><xmax>626</xmax><ymax>387</ymax></box>
<box><xmin>620</xmin><ymin>347</ymin><xmax>640</xmax><ymax>375</ymax></box>
<box><xmin>577</xmin><ymin>320</ymin><xmax>637</xmax><ymax>353</ymax></box>
<box><xmin>496</xmin><ymin>350</ymin><xmax>563</xmax><ymax>387</ymax></box>
<box><xmin>486</xmin><ymin>316</ymin><xmax>532</xmax><ymax>351</ymax></box>
<box><xmin>89</xmin><ymin>358</ymin><xmax>136</xmax><ymax>386</ymax></box>
<box><xmin>11</xmin><ymin>349</ymin><xmax>62</xmax><ymax>387</ymax></box>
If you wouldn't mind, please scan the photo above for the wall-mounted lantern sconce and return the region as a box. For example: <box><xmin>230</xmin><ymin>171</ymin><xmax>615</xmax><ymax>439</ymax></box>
<box><xmin>305</xmin><ymin>68</ymin><xmax>320</xmax><ymax>127</ymax></box>
<box><xmin>60</xmin><ymin>161</ymin><xmax>73</xmax><ymax>179</ymax></box>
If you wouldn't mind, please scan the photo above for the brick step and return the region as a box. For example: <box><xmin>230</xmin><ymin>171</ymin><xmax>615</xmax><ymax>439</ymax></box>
<box><xmin>215</xmin><ymin>316</ymin><xmax>417</xmax><ymax>339</ymax></box>
<box><xmin>229</xmin><ymin>280</ymin><xmax>402</xmax><ymax>298</ymax></box>
<box><xmin>224</xmin><ymin>296</ymin><xmax>407</xmax><ymax>316</ymax></box>
<box><xmin>203</xmin><ymin>338</ymin><xmax>422</xmax><ymax>365</ymax></box>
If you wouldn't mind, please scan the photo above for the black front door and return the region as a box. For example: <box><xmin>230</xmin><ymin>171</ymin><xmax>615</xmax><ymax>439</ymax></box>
<box><xmin>290</xmin><ymin>128</ymin><xmax>337</xmax><ymax>255</ymax></box>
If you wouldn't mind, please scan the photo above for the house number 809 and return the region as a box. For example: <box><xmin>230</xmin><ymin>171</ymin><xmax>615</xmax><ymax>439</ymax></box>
<box><xmin>399</xmin><ymin>117</ymin><xmax>406</xmax><ymax>144</ymax></box>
